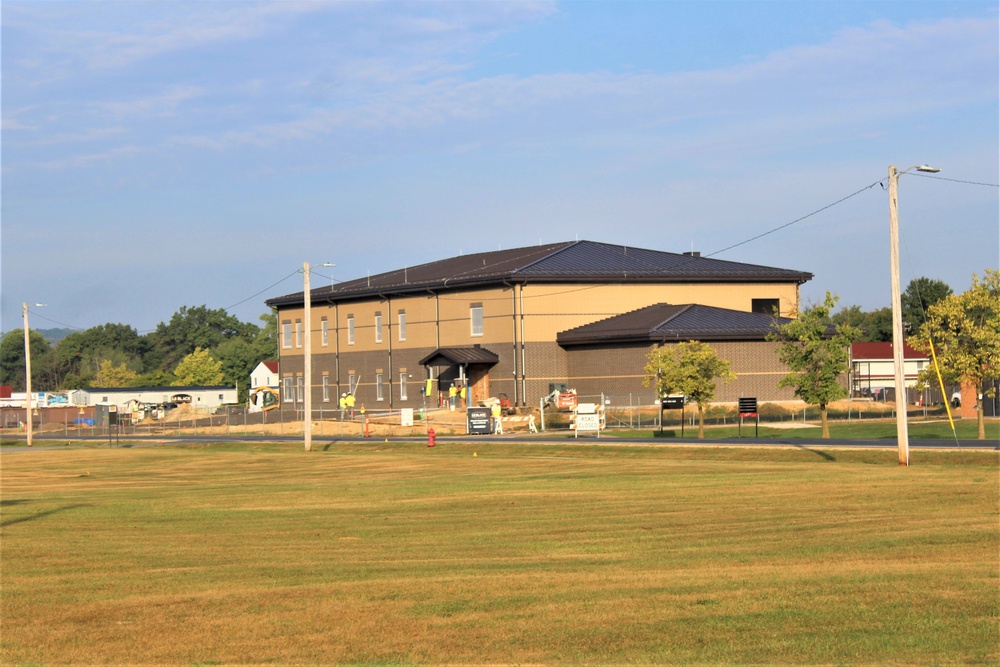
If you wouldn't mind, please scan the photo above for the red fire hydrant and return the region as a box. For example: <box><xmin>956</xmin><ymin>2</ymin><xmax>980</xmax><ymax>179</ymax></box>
<box><xmin>427</xmin><ymin>427</ymin><xmax>436</xmax><ymax>448</ymax></box>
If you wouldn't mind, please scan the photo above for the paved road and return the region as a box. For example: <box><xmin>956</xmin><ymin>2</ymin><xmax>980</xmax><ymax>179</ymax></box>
<box><xmin>4</xmin><ymin>432</ymin><xmax>997</xmax><ymax>451</ymax></box>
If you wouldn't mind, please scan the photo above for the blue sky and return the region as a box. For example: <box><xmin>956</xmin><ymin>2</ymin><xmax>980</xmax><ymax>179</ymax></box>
<box><xmin>2</xmin><ymin>0</ymin><xmax>997</xmax><ymax>334</ymax></box>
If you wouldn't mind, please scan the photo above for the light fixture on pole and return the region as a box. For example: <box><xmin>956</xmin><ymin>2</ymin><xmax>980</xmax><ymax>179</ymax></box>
<box><xmin>22</xmin><ymin>302</ymin><xmax>46</xmax><ymax>448</ymax></box>
<box><xmin>303</xmin><ymin>261</ymin><xmax>334</xmax><ymax>452</ymax></box>
<box><xmin>887</xmin><ymin>164</ymin><xmax>940</xmax><ymax>466</ymax></box>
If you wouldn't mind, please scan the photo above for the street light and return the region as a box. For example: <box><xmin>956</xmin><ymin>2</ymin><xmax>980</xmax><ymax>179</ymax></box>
<box><xmin>303</xmin><ymin>261</ymin><xmax>334</xmax><ymax>452</ymax></box>
<box><xmin>888</xmin><ymin>164</ymin><xmax>940</xmax><ymax>466</ymax></box>
<box><xmin>22</xmin><ymin>302</ymin><xmax>46</xmax><ymax>447</ymax></box>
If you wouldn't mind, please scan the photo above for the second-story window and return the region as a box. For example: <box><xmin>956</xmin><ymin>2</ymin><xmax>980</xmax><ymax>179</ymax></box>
<box><xmin>470</xmin><ymin>304</ymin><xmax>483</xmax><ymax>337</ymax></box>
<box><xmin>295</xmin><ymin>319</ymin><xmax>303</xmax><ymax>348</ymax></box>
<box><xmin>398</xmin><ymin>310</ymin><xmax>406</xmax><ymax>341</ymax></box>
<box><xmin>281</xmin><ymin>321</ymin><xmax>292</xmax><ymax>349</ymax></box>
<box><xmin>321</xmin><ymin>317</ymin><xmax>328</xmax><ymax>346</ymax></box>
<box><xmin>347</xmin><ymin>315</ymin><xmax>355</xmax><ymax>345</ymax></box>
<box><xmin>375</xmin><ymin>312</ymin><xmax>383</xmax><ymax>343</ymax></box>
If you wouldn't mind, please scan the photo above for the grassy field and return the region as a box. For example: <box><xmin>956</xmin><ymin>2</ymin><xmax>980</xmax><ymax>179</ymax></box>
<box><xmin>2</xmin><ymin>441</ymin><xmax>997</xmax><ymax>665</ymax></box>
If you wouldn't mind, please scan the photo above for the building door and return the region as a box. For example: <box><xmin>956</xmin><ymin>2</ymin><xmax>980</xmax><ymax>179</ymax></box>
<box><xmin>468</xmin><ymin>364</ymin><xmax>490</xmax><ymax>405</ymax></box>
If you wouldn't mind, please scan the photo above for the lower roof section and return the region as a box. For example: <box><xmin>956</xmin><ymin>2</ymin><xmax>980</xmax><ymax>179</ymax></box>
<box><xmin>557</xmin><ymin>303</ymin><xmax>793</xmax><ymax>346</ymax></box>
<box><xmin>418</xmin><ymin>346</ymin><xmax>500</xmax><ymax>367</ymax></box>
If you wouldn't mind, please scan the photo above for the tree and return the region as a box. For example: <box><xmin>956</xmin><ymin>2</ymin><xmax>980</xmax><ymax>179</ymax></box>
<box><xmin>172</xmin><ymin>347</ymin><xmax>225</xmax><ymax>386</ymax></box>
<box><xmin>52</xmin><ymin>324</ymin><xmax>146</xmax><ymax>387</ymax></box>
<box><xmin>0</xmin><ymin>329</ymin><xmax>52</xmax><ymax>391</ymax></box>
<box><xmin>831</xmin><ymin>305</ymin><xmax>892</xmax><ymax>342</ymax></box>
<box><xmin>902</xmin><ymin>277</ymin><xmax>953</xmax><ymax>332</ymax></box>
<box><xmin>912</xmin><ymin>270</ymin><xmax>999</xmax><ymax>440</ymax></box>
<box><xmin>768</xmin><ymin>293</ymin><xmax>860</xmax><ymax>438</ymax></box>
<box><xmin>642</xmin><ymin>340</ymin><xmax>736</xmax><ymax>439</ymax></box>
<box><xmin>94</xmin><ymin>360</ymin><xmax>138</xmax><ymax>387</ymax></box>
<box><xmin>213</xmin><ymin>337</ymin><xmax>259</xmax><ymax>402</ymax></box>
<box><xmin>145</xmin><ymin>305</ymin><xmax>258</xmax><ymax>372</ymax></box>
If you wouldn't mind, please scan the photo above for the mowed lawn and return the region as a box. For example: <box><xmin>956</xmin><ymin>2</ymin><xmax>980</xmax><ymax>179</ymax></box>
<box><xmin>2</xmin><ymin>442</ymin><xmax>997</xmax><ymax>666</ymax></box>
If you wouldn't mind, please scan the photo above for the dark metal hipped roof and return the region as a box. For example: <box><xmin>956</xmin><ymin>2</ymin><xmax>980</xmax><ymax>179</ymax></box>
<box><xmin>266</xmin><ymin>240</ymin><xmax>813</xmax><ymax>308</ymax></box>
<box><xmin>557</xmin><ymin>303</ymin><xmax>795</xmax><ymax>346</ymax></box>
<box><xmin>418</xmin><ymin>346</ymin><xmax>500</xmax><ymax>367</ymax></box>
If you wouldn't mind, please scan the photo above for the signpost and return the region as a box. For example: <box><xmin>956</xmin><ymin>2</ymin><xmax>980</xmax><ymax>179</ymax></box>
<box><xmin>573</xmin><ymin>403</ymin><xmax>604</xmax><ymax>438</ymax></box>
<box><xmin>660</xmin><ymin>395</ymin><xmax>686</xmax><ymax>437</ymax></box>
<box><xmin>738</xmin><ymin>397</ymin><xmax>758</xmax><ymax>438</ymax></box>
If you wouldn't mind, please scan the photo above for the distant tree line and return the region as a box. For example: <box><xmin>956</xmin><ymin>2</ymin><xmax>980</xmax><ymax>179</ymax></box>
<box><xmin>0</xmin><ymin>306</ymin><xmax>277</xmax><ymax>402</ymax></box>
<box><xmin>830</xmin><ymin>276</ymin><xmax>953</xmax><ymax>341</ymax></box>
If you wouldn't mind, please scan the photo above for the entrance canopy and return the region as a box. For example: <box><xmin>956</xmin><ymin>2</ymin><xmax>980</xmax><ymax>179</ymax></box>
<box><xmin>418</xmin><ymin>346</ymin><xmax>499</xmax><ymax>368</ymax></box>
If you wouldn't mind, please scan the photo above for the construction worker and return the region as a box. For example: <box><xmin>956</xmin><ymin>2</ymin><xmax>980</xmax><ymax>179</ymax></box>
<box><xmin>346</xmin><ymin>392</ymin><xmax>356</xmax><ymax>419</ymax></box>
<box><xmin>459</xmin><ymin>385</ymin><xmax>467</xmax><ymax>409</ymax></box>
<box><xmin>491</xmin><ymin>401</ymin><xmax>503</xmax><ymax>435</ymax></box>
<box><xmin>449</xmin><ymin>384</ymin><xmax>457</xmax><ymax>411</ymax></box>
<box><xmin>339</xmin><ymin>393</ymin><xmax>347</xmax><ymax>421</ymax></box>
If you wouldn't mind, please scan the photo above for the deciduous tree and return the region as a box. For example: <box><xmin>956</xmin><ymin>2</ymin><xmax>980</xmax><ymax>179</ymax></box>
<box><xmin>642</xmin><ymin>340</ymin><xmax>736</xmax><ymax>438</ymax></box>
<box><xmin>902</xmin><ymin>277</ymin><xmax>953</xmax><ymax>332</ymax></box>
<box><xmin>912</xmin><ymin>270</ymin><xmax>999</xmax><ymax>440</ymax></box>
<box><xmin>94</xmin><ymin>360</ymin><xmax>138</xmax><ymax>387</ymax></box>
<box><xmin>0</xmin><ymin>329</ymin><xmax>52</xmax><ymax>391</ymax></box>
<box><xmin>768</xmin><ymin>293</ymin><xmax>860</xmax><ymax>438</ymax></box>
<box><xmin>172</xmin><ymin>347</ymin><xmax>224</xmax><ymax>386</ymax></box>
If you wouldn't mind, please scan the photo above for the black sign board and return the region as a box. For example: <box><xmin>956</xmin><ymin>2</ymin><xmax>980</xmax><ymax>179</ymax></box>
<box><xmin>661</xmin><ymin>395</ymin><xmax>685</xmax><ymax>410</ymax></box>
<box><xmin>738</xmin><ymin>397</ymin><xmax>758</xmax><ymax>417</ymax></box>
<box><xmin>467</xmin><ymin>407</ymin><xmax>492</xmax><ymax>435</ymax></box>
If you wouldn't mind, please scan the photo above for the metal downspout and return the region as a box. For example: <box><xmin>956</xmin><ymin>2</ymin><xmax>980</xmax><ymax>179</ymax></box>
<box><xmin>519</xmin><ymin>283</ymin><xmax>527</xmax><ymax>406</ymax></box>
<box><xmin>504</xmin><ymin>281</ymin><xmax>519</xmax><ymax>407</ymax></box>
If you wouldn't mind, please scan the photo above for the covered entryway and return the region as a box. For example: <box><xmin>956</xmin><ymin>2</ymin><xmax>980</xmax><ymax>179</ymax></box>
<box><xmin>418</xmin><ymin>346</ymin><xmax>499</xmax><ymax>407</ymax></box>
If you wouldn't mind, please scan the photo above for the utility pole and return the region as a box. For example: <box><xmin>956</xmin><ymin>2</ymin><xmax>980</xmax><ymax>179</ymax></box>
<box><xmin>302</xmin><ymin>261</ymin><xmax>334</xmax><ymax>453</ymax></box>
<box><xmin>23</xmin><ymin>303</ymin><xmax>33</xmax><ymax>448</ymax></box>
<box><xmin>22</xmin><ymin>302</ymin><xmax>45</xmax><ymax>447</ymax></box>
<box><xmin>303</xmin><ymin>261</ymin><xmax>313</xmax><ymax>452</ymax></box>
<box><xmin>888</xmin><ymin>163</ymin><xmax>940</xmax><ymax>466</ymax></box>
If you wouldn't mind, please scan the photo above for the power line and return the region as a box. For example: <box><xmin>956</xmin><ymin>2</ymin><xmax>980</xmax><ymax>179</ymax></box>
<box><xmin>705</xmin><ymin>171</ymin><xmax>998</xmax><ymax>260</ymax></box>
<box><xmin>705</xmin><ymin>179</ymin><xmax>884</xmax><ymax>258</ymax></box>
<box><xmin>222</xmin><ymin>269</ymin><xmax>302</xmax><ymax>311</ymax></box>
<box><xmin>910</xmin><ymin>173</ymin><xmax>999</xmax><ymax>187</ymax></box>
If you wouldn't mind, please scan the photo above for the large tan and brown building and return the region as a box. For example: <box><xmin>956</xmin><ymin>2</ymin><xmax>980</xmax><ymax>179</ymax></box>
<box><xmin>265</xmin><ymin>240</ymin><xmax>812</xmax><ymax>412</ymax></box>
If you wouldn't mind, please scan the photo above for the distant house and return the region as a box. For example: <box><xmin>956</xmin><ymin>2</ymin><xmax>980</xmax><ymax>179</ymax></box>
<box><xmin>250</xmin><ymin>361</ymin><xmax>279</xmax><ymax>391</ymax></box>
<box><xmin>850</xmin><ymin>342</ymin><xmax>929</xmax><ymax>400</ymax></box>
<box><xmin>249</xmin><ymin>361</ymin><xmax>280</xmax><ymax>412</ymax></box>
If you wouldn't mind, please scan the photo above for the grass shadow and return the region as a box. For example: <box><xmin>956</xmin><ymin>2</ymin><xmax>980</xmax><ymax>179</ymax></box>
<box><xmin>791</xmin><ymin>444</ymin><xmax>837</xmax><ymax>461</ymax></box>
<box><xmin>1</xmin><ymin>503</ymin><xmax>90</xmax><ymax>528</ymax></box>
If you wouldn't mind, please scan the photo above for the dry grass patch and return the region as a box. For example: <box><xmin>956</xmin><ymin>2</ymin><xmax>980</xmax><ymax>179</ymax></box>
<box><xmin>1</xmin><ymin>443</ymin><xmax>997</xmax><ymax>665</ymax></box>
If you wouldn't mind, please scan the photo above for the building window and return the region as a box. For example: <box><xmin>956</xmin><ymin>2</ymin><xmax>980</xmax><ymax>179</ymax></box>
<box><xmin>375</xmin><ymin>312</ymin><xmax>383</xmax><ymax>343</ymax></box>
<box><xmin>321</xmin><ymin>317</ymin><xmax>329</xmax><ymax>347</ymax></box>
<box><xmin>400</xmin><ymin>373</ymin><xmax>408</xmax><ymax>400</ymax></box>
<box><xmin>295</xmin><ymin>319</ymin><xmax>303</xmax><ymax>348</ymax></box>
<box><xmin>322</xmin><ymin>376</ymin><xmax>330</xmax><ymax>402</ymax></box>
<box><xmin>752</xmin><ymin>299</ymin><xmax>780</xmax><ymax>316</ymax></box>
<box><xmin>471</xmin><ymin>303</ymin><xmax>484</xmax><ymax>336</ymax></box>
<box><xmin>398</xmin><ymin>310</ymin><xmax>406</xmax><ymax>341</ymax></box>
<box><xmin>283</xmin><ymin>377</ymin><xmax>293</xmax><ymax>402</ymax></box>
<box><xmin>376</xmin><ymin>373</ymin><xmax>384</xmax><ymax>401</ymax></box>
<box><xmin>296</xmin><ymin>376</ymin><xmax>304</xmax><ymax>402</ymax></box>
<box><xmin>348</xmin><ymin>373</ymin><xmax>357</xmax><ymax>395</ymax></box>
<box><xmin>282</xmin><ymin>321</ymin><xmax>292</xmax><ymax>349</ymax></box>
<box><xmin>347</xmin><ymin>315</ymin><xmax>355</xmax><ymax>345</ymax></box>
